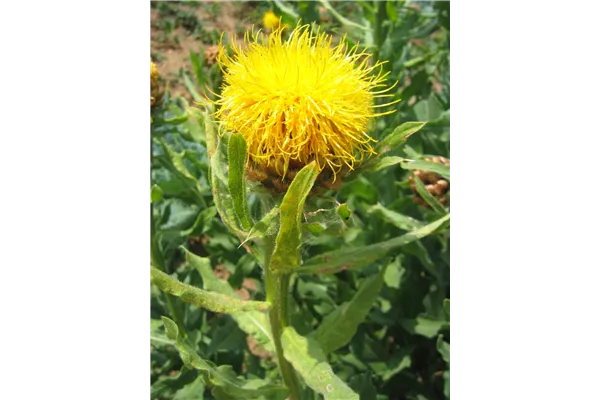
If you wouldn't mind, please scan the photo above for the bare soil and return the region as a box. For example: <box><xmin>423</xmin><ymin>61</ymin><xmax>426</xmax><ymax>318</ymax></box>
<box><xmin>151</xmin><ymin>2</ymin><xmax>258</xmax><ymax>100</ymax></box>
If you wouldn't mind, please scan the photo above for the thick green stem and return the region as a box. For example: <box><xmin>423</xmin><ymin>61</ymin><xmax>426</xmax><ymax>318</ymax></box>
<box><xmin>373</xmin><ymin>0</ymin><xmax>387</xmax><ymax>63</ymax></box>
<box><xmin>264</xmin><ymin>240</ymin><xmax>302</xmax><ymax>399</ymax></box>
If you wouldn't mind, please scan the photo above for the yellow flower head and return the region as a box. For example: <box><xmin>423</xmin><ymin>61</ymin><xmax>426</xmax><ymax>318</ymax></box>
<box><xmin>151</xmin><ymin>60</ymin><xmax>161</xmax><ymax>107</ymax></box>
<box><xmin>214</xmin><ymin>25</ymin><xmax>397</xmax><ymax>180</ymax></box>
<box><xmin>151</xmin><ymin>60</ymin><xmax>159</xmax><ymax>80</ymax></box>
<box><xmin>262</xmin><ymin>11</ymin><xmax>282</xmax><ymax>30</ymax></box>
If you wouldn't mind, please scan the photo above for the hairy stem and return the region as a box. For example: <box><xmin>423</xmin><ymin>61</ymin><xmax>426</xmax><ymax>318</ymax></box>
<box><xmin>264</xmin><ymin>239</ymin><xmax>302</xmax><ymax>399</ymax></box>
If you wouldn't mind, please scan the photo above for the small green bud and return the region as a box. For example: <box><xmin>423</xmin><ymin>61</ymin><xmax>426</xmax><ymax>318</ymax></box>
<box><xmin>151</xmin><ymin>184</ymin><xmax>163</xmax><ymax>203</ymax></box>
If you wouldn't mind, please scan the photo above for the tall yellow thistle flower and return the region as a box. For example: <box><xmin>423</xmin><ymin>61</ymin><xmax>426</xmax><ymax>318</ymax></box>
<box><xmin>214</xmin><ymin>25</ymin><xmax>398</xmax><ymax>183</ymax></box>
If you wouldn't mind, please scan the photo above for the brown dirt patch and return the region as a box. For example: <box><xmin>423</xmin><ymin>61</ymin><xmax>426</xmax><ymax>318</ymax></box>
<box><xmin>150</xmin><ymin>2</ymin><xmax>257</xmax><ymax>101</ymax></box>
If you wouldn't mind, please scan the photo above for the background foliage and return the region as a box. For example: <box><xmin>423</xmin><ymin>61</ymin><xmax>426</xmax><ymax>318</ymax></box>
<box><xmin>151</xmin><ymin>1</ymin><xmax>450</xmax><ymax>399</ymax></box>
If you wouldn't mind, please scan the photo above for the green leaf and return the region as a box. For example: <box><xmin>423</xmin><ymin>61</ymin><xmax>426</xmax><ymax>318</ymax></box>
<box><xmin>376</xmin><ymin>122</ymin><xmax>426</xmax><ymax>155</ymax></box>
<box><xmin>180</xmin><ymin>206</ymin><xmax>217</xmax><ymax>236</ymax></box>
<box><xmin>151</xmin><ymin>184</ymin><xmax>164</xmax><ymax>203</ymax></box>
<box><xmin>408</xmin><ymin>240</ymin><xmax>439</xmax><ymax>278</ymax></box>
<box><xmin>185</xmin><ymin>107</ymin><xmax>208</xmax><ymax>144</ymax></box>
<box><xmin>182</xmin><ymin>71</ymin><xmax>202</xmax><ymax>103</ymax></box>
<box><xmin>402</xmin><ymin>159</ymin><xmax>450</xmax><ymax>180</ymax></box>
<box><xmin>400</xmin><ymin>315</ymin><xmax>449</xmax><ymax>338</ymax></box>
<box><xmin>161</xmin><ymin>113</ymin><xmax>190</xmax><ymax>126</ymax></box>
<box><xmin>304</xmin><ymin>222</ymin><xmax>326</xmax><ymax>235</ymax></box>
<box><xmin>313</xmin><ymin>266</ymin><xmax>386</xmax><ymax>354</ymax></box>
<box><xmin>206</xmin><ymin>319</ymin><xmax>247</xmax><ymax>356</ymax></box>
<box><xmin>227</xmin><ymin>134</ymin><xmax>252</xmax><ymax>230</ymax></box>
<box><xmin>380</xmin><ymin>353</ymin><xmax>412</xmax><ymax>382</ymax></box>
<box><xmin>368</xmin><ymin>203</ymin><xmax>423</xmax><ymax>231</ymax></box>
<box><xmin>151</xmin><ymin>334</ymin><xmax>175</xmax><ymax>348</ymax></box>
<box><xmin>427</xmin><ymin>109</ymin><xmax>450</xmax><ymax>127</ymax></box>
<box><xmin>414</xmin><ymin>95</ymin><xmax>444</xmax><ymax>121</ymax></box>
<box><xmin>281</xmin><ymin>327</ymin><xmax>359</xmax><ymax>400</ymax></box>
<box><xmin>189</xmin><ymin>50</ymin><xmax>205</xmax><ymax>87</ymax></box>
<box><xmin>362</xmin><ymin>155</ymin><xmax>405</xmax><ymax>172</ymax></box>
<box><xmin>159</xmin><ymin>200</ymin><xmax>199</xmax><ymax>233</ymax></box>
<box><xmin>174</xmin><ymin>376</ymin><xmax>205</xmax><ymax>400</ymax></box>
<box><xmin>403</xmin><ymin>144</ymin><xmax>421</xmax><ymax>160</ymax></box>
<box><xmin>386</xmin><ymin>1</ymin><xmax>397</xmax><ymax>22</ymax></box>
<box><xmin>204</xmin><ymin>113</ymin><xmax>247</xmax><ymax>240</ymax></box>
<box><xmin>232</xmin><ymin>311</ymin><xmax>274</xmax><ymax>352</ymax></box>
<box><xmin>184</xmin><ymin>248</ymin><xmax>230</xmax><ymax>293</ymax></box>
<box><xmin>297</xmin><ymin>214</ymin><xmax>450</xmax><ymax>275</ymax></box>
<box><xmin>437</xmin><ymin>335</ymin><xmax>450</xmax><ymax>363</ymax></box>
<box><xmin>242</xmin><ymin>207</ymin><xmax>280</xmax><ymax>246</ymax></box>
<box><xmin>403</xmin><ymin>52</ymin><xmax>438</xmax><ymax>69</ymax></box>
<box><xmin>270</xmin><ymin>162</ymin><xmax>319</xmax><ymax>273</ymax></box>
<box><xmin>151</xmin><ymin>367</ymin><xmax>198</xmax><ymax>400</ymax></box>
<box><xmin>184</xmin><ymin>248</ymin><xmax>274</xmax><ymax>349</ymax></box>
<box><xmin>162</xmin><ymin>317</ymin><xmax>288</xmax><ymax>399</ymax></box>
<box><xmin>383</xmin><ymin>257</ymin><xmax>405</xmax><ymax>289</ymax></box>
<box><xmin>151</xmin><ymin>318</ymin><xmax>175</xmax><ymax>348</ymax></box>
<box><xmin>444</xmin><ymin>298</ymin><xmax>450</xmax><ymax>317</ymax></box>
<box><xmin>412</xmin><ymin>173</ymin><xmax>447</xmax><ymax>214</ymax></box>
<box><xmin>348</xmin><ymin>372</ymin><xmax>377</xmax><ymax>400</ymax></box>
<box><xmin>341</xmin><ymin>175</ymin><xmax>377</xmax><ymax>202</ymax></box>
<box><xmin>151</xmin><ymin>267</ymin><xmax>270</xmax><ymax>314</ymax></box>
<box><xmin>157</xmin><ymin>138</ymin><xmax>203</xmax><ymax>200</ymax></box>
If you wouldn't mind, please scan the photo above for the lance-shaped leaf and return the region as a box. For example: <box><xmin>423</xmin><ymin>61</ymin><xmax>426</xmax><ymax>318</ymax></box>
<box><xmin>158</xmin><ymin>139</ymin><xmax>196</xmax><ymax>184</ymax></box>
<box><xmin>313</xmin><ymin>266</ymin><xmax>386</xmax><ymax>354</ymax></box>
<box><xmin>281</xmin><ymin>327</ymin><xmax>359</xmax><ymax>400</ymax></box>
<box><xmin>151</xmin><ymin>267</ymin><xmax>270</xmax><ymax>314</ymax></box>
<box><xmin>270</xmin><ymin>162</ymin><xmax>319</xmax><ymax>273</ymax></box>
<box><xmin>180</xmin><ymin>206</ymin><xmax>217</xmax><ymax>237</ymax></box>
<box><xmin>402</xmin><ymin>159</ymin><xmax>450</xmax><ymax>181</ymax></box>
<box><xmin>228</xmin><ymin>134</ymin><xmax>252</xmax><ymax>230</ymax></box>
<box><xmin>368</xmin><ymin>203</ymin><xmax>423</xmax><ymax>231</ymax></box>
<box><xmin>204</xmin><ymin>112</ymin><xmax>247</xmax><ymax>239</ymax></box>
<box><xmin>156</xmin><ymin>138</ymin><xmax>203</xmax><ymax>202</ymax></box>
<box><xmin>297</xmin><ymin>214</ymin><xmax>450</xmax><ymax>275</ymax></box>
<box><xmin>241</xmin><ymin>207</ymin><xmax>280</xmax><ymax>247</ymax></box>
<box><xmin>184</xmin><ymin>249</ymin><xmax>274</xmax><ymax>349</ymax></box>
<box><xmin>361</xmin><ymin>155</ymin><xmax>405</xmax><ymax>172</ymax></box>
<box><xmin>412</xmin><ymin>173</ymin><xmax>447</xmax><ymax>214</ymax></box>
<box><xmin>182</xmin><ymin>70</ymin><xmax>202</xmax><ymax>103</ymax></box>
<box><xmin>376</xmin><ymin>122</ymin><xmax>426</xmax><ymax>155</ymax></box>
<box><xmin>162</xmin><ymin>317</ymin><xmax>288</xmax><ymax>399</ymax></box>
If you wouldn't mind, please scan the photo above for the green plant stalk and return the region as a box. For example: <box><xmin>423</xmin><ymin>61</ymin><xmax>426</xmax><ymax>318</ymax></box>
<box><xmin>319</xmin><ymin>0</ymin><xmax>369</xmax><ymax>31</ymax></box>
<box><xmin>372</xmin><ymin>0</ymin><xmax>387</xmax><ymax>63</ymax></box>
<box><xmin>263</xmin><ymin>239</ymin><xmax>302</xmax><ymax>400</ymax></box>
